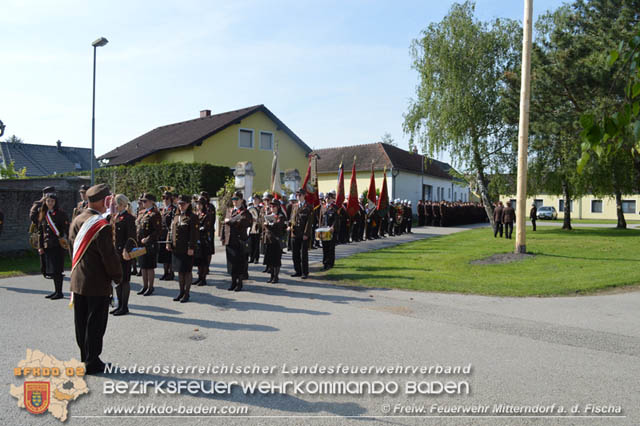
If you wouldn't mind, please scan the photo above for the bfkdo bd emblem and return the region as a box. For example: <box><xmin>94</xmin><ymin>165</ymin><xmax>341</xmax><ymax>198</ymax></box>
<box><xmin>24</xmin><ymin>381</ymin><xmax>50</xmax><ymax>414</ymax></box>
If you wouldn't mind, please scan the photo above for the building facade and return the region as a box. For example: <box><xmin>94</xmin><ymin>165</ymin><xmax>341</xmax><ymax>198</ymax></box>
<box><xmin>99</xmin><ymin>105</ymin><xmax>311</xmax><ymax>191</ymax></box>
<box><xmin>313</xmin><ymin>143</ymin><xmax>468</xmax><ymax>208</ymax></box>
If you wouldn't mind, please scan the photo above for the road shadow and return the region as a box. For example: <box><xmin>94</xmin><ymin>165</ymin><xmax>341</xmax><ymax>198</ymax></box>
<box><xmin>128</xmin><ymin>312</ymin><xmax>279</xmax><ymax>332</ymax></box>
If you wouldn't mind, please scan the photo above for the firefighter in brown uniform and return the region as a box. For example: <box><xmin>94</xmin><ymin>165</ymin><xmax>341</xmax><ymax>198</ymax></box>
<box><xmin>493</xmin><ymin>201</ymin><xmax>504</xmax><ymax>238</ymax></box>
<box><xmin>530</xmin><ymin>203</ymin><xmax>537</xmax><ymax>231</ymax></box>
<box><xmin>69</xmin><ymin>184</ymin><xmax>122</xmax><ymax>375</ymax></box>
<box><xmin>158</xmin><ymin>191</ymin><xmax>177</xmax><ymax>281</ymax></box>
<box><xmin>289</xmin><ymin>189</ymin><xmax>313</xmax><ymax>278</ymax></box>
<box><xmin>30</xmin><ymin>186</ymin><xmax>55</xmax><ymax>277</ymax></box>
<box><xmin>37</xmin><ymin>192</ymin><xmax>70</xmax><ymax>300</ymax></box>
<box><xmin>200</xmin><ymin>191</ymin><xmax>216</xmax><ymax>274</ymax></box>
<box><xmin>263</xmin><ymin>198</ymin><xmax>286</xmax><ymax>283</ymax></box>
<box><xmin>321</xmin><ymin>192</ymin><xmax>340</xmax><ymax>270</ymax></box>
<box><xmin>72</xmin><ymin>184</ymin><xmax>90</xmax><ymax>220</ymax></box>
<box><xmin>167</xmin><ymin>195</ymin><xmax>198</xmax><ymax>303</ymax></box>
<box><xmin>193</xmin><ymin>196</ymin><xmax>213</xmax><ymax>286</ymax></box>
<box><xmin>136</xmin><ymin>193</ymin><xmax>162</xmax><ymax>295</ymax></box>
<box><xmin>111</xmin><ymin>194</ymin><xmax>136</xmax><ymax>316</ymax></box>
<box><xmin>221</xmin><ymin>191</ymin><xmax>252</xmax><ymax>292</ymax></box>
<box><xmin>502</xmin><ymin>201</ymin><xmax>515</xmax><ymax>239</ymax></box>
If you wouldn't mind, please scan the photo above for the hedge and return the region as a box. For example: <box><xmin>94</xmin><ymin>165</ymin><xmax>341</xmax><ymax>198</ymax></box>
<box><xmin>40</xmin><ymin>162</ymin><xmax>232</xmax><ymax>201</ymax></box>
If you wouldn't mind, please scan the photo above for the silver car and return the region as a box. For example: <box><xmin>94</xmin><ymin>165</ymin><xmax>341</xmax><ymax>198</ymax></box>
<box><xmin>537</xmin><ymin>206</ymin><xmax>558</xmax><ymax>220</ymax></box>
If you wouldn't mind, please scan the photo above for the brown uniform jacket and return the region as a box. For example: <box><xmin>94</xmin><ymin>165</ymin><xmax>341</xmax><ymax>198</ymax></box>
<box><xmin>290</xmin><ymin>202</ymin><xmax>314</xmax><ymax>239</ymax></box>
<box><xmin>38</xmin><ymin>208</ymin><xmax>70</xmax><ymax>249</ymax></box>
<box><xmin>502</xmin><ymin>206</ymin><xmax>515</xmax><ymax>223</ymax></box>
<box><xmin>220</xmin><ymin>207</ymin><xmax>251</xmax><ymax>247</ymax></box>
<box><xmin>72</xmin><ymin>200</ymin><xmax>88</xmax><ymax>220</ymax></box>
<box><xmin>493</xmin><ymin>206</ymin><xmax>504</xmax><ymax>223</ymax></box>
<box><xmin>69</xmin><ymin>209</ymin><xmax>122</xmax><ymax>296</ymax></box>
<box><xmin>113</xmin><ymin>210</ymin><xmax>136</xmax><ymax>254</ymax></box>
<box><xmin>160</xmin><ymin>204</ymin><xmax>177</xmax><ymax>239</ymax></box>
<box><xmin>136</xmin><ymin>207</ymin><xmax>162</xmax><ymax>246</ymax></box>
<box><xmin>263</xmin><ymin>212</ymin><xmax>286</xmax><ymax>244</ymax></box>
<box><xmin>170</xmin><ymin>210</ymin><xmax>198</xmax><ymax>254</ymax></box>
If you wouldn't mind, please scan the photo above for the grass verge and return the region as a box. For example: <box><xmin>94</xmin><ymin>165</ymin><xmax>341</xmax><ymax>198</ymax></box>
<box><xmin>0</xmin><ymin>251</ymin><xmax>71</xmax><ymax>278</ymax></box>
<box><xmin>321</xmin><ymin>227</ymin><xmax>640</xmax><ymax>296</ymax></box>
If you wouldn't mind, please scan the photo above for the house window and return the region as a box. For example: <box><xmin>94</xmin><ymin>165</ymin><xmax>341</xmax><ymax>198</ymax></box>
<box><xmin>510</xmin><ymin>199</ymin><xmax>517</xmax><ymax>210</ymax></box>
<box><xmin>448</xmin><ymin>188</ymin><xmax>451</xmax><ymax>199</ymax></box>
<box><xmin>558</xmin><ymin>199</ymin><xmax>573</xmax><ymax>212</ymax></box>
<box><xmin>239</xmin><ymin>129</ymin><xmax>254</xmax><ymax>149</ymax></box>
<box><xmin>454</xmin><ymin>191</ymin><xmax>457</xmax><ymax>201</ymax></box>
<box><xmin>622</xmin><ymin>200</ymin><xmax>636</xmax><ymax>214</ymax></box>
<box><xmin>534</xmin><ymin>199</ymin><xmax>543</xmax><ymax>208</ymax></box>
<box><xmin>259</xmin><ymin>131</ymin><xmax>273</xmax><ymax>151</ymax></box>
<box><xmin>591</xmin><ymin>200</ymin><xmax>603</xmax><ymax>213</ymax></box>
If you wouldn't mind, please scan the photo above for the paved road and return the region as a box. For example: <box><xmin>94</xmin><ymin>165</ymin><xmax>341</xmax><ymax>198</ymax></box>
<box><xmin>1</xmin><ymin>224</ymin><xmax>638</xmax><ymax>426</ymax></box>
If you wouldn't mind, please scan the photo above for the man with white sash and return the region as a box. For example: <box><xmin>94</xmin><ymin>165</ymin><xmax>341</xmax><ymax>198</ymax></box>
<box><xmin>69</xmin><ymin>184</ymin><xmax>122</xmax><ymax>375</ymax></box>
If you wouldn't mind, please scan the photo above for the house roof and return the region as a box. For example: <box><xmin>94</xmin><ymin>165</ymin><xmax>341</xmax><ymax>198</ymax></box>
<box><xmin>99</xmin><ymin>104</ymin><xmax>312</xmax><ymax>165</ymax></box>
<box><xmin>312</xmin><ymin>142</ymin><xmax>457</xmax><ymax>181</ymax></box>
<box><xmin>0</xmin><ymin>141</ymin><xmax>97</xmax><ymax>177</ymax></box>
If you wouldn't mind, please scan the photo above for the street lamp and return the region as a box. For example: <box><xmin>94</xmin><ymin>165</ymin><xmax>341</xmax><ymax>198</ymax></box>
<box><xmin>91</xmin><ymin>37</ymin><xmax>108</xmax><ymax>186</ymax></box>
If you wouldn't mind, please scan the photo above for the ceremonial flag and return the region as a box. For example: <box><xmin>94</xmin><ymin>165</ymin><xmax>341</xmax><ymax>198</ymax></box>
<box><xmin>346</xmin><ymin>157</ymin><xmax>359</xmax><ymax>217</ymax></box>
<box><xmin>302</xmin><ymin>155</ymin><xmax>320</xmax><ymax>207</ymax></box>
<box><xmin>377</xmin><ymin>166</ymin><xmax>389</xmax><ymax>215</ymax></box>
<box><xmin>367</xmin><ymin>161</ymin><xmax>376</xmax><ymax>209</ymax></box>
<box><xmin>271</xmin><ymin>140</ymin><xmax>282</xmax><ymax>198</ymax></box>
<box><xmin>336</xmin><ymin>161</ymin><xmax>345</xmax><ymax>208</ymax></box>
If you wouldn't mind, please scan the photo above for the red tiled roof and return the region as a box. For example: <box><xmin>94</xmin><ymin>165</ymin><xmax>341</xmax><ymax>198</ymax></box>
<box><xmin>99</xmin><ymin>105</ymin><xmax>311</xmax><ymax>165</ymax></box>
<box><xmin>312</xmin><ymin>142</ymin><xmax>455</xmax><ymax>180</ymax></box>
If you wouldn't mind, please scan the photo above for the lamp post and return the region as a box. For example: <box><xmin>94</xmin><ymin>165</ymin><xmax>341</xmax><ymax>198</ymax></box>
<box><xmin>91</xmin><ymin>37</ymin><xmax>108</xmax><ymax>186</ymax></box>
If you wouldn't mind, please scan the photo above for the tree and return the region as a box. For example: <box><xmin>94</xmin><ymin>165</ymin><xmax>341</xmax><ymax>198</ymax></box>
<box><xmin>0</xmin><ymin>161</ymin><xmax>27</xmax><ymax>179</ymax></box>
<box><xmin>403</xmin><ymin>1</ymin><xmax>521</xmax><ymax>227</ymax></box>
<box><xmin>381</xmin><ymin>132</ymin><xmax>397</xmax><ymax>146</ymax></box>
<box><xmin>3</xmin><ymin>134</ymin><xmax>23</xmax><ymax>144</ymax></box>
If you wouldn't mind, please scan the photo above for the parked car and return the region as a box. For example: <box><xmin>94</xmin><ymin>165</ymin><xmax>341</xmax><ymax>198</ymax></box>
<box><xmin>537</xmin><ymin>206</ymin><xmax>558</xmax><ymax>220</ymax></box>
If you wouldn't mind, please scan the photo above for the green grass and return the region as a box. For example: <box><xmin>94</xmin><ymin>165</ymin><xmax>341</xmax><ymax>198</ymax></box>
<box><xmin>538</xmin><ymin>219</ymin><xmax>640</xmax><ymax>225</ymax></box>
<box><xmin>0</xmin><ymin>251</ymin><xmax>71</xmax><ymax>278</ymax></box>
<box><xmin>321</xmin><ymin>227</ymin><xmax>640</xmax><ymax>296</ymax></box>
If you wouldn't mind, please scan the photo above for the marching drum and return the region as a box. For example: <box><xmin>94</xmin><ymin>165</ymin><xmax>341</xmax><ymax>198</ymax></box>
<box><xmin>315</xmin><ymin>226</ymin><xmax>333</xmax><ymax>241</ymax></box>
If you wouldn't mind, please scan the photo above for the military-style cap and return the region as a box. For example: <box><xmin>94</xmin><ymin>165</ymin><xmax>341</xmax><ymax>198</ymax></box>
<box><xmin>326</xmin><ymin>192</ymin><xmax>335</xmax><ymax>199</ymax></box>
<box><xmin>289</xmin><ymin>193</ymin><xmax>297</xmax><ymax>201</ymax></box>
<box><xmin>87</xmin><ymin>184</ymin><xmax>110</xmax><ymax>202</ymax></box>
<box><xmin>140</xmin><ymin>193</ymin><xmax>156</xmax><ymax>202</ymax></box>
<box><xmin>45</xmin><ymin>192</ymin><xmax>58</xmax><ymax>199</ymax></box>
<box><xmin>270</xmin><ymin>198</ymin><xmax>281</xmax><ymax>206</ymax></box>
<box><xmin>79</xmin><ymin>184</ymin><xmax>89</xmax><ymax>192</ymax></box>
<box><xmin>232</xmin><ymin>190</ymin><xmax>243</xmax><ymax>200</ymax></box>
<box><xmin>200</xmin><ymin>191</ymin><xmax>210</xmax><ymax>200</ymax></box>
<box><xmin>42</xmin><ymin>186</ymin><xmax>55</xmax><ymax>193</ymax></box>
<box><xmin>162</xmin><ymin>191</ymin><xmax>173</xmax><ymax>198</ymax></box>
<box><xmin>178</xmin><ymin>194</ymin><xmax>191</xmax><ymax>203</ymax></box>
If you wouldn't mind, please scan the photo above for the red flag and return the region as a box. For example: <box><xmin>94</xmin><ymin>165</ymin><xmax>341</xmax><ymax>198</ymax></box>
<box><xmin>302</xmin><ymin>155</ymin><xmax>319</xmax><ymax>207</ymax></box>
<box><xmin>336</xmin><ymin>161</ymin><xmax>345</xmax><ymax>208</ymax></box>
<box><xmin>367</xmin><ymin>162</ymin><xmax>376</xmax><ymax>208</ymax></box>
<box><xmin>346</xmin><ymin>158</ymin><xmax>359</xmax><ymax>217</ymax></box>
<box><xmin>377</xmin><ymin>167</ymin><xmax>389</xmax><ymax>215</ymax></box>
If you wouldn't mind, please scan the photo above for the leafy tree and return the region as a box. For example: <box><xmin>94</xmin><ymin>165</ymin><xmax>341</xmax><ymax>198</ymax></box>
<box><xmin>0</xmin><ymin>161</ymin><xmax>27</xmax><ymax>179</ymax></box>
<box><xmin>403</xmin><ymin>1</ymin><xmax>521</xmax><ymax>226</ymax></box>
<box><xmin>3</xmin><ymin>134</ymin><xmax>23</xmax><ymax>144</ymax></box>
<box><xmin>381</xmin><ymin>132</ymin><xmax>397</xmax><ymax>146</ymax></box>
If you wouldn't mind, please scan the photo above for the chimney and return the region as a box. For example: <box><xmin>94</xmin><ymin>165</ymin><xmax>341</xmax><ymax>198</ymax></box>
<box><xmin>200</xmin><ymin>109</ymin><xmax>211</xmax><ymax>118</ymax></box>
<box><xmin>56</xmin><ymin>140</ymin><xmax>62</xmax><ymax>151</ymax></box>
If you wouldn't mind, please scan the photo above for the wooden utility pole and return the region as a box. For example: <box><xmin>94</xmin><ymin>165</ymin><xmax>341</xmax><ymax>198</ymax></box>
<box><xmin>515</xmin><ymin>0</ymin><xmax>533</xmax><ymax>254</ymax></box>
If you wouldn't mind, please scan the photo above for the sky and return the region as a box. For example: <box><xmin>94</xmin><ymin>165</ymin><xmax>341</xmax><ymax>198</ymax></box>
<box><xmin>1</xmin><ymin>0</ymin><xmax>566</xmax><ymax>166</ymax></box>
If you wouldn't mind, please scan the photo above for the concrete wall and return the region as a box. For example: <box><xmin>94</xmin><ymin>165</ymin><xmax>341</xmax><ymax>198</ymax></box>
<box><xmin>0</xmin><ymin>176</ymin><xmax>90</xmax><ymax>254</ymax></box>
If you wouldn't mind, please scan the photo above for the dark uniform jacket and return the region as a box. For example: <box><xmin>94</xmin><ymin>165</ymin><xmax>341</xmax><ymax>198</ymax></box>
<box><xmin>136</xmin><ymin>206</ymin><xmax>162</xmax><ymax>246</ymax></box>
<box><xmin>321</xmin><ymin>202</ymin><xmax>340</xmax><ymax>241</ymax></box>
<box><xmin>113</xmin><ymin>210</ymin><xmax>136</xmax><ymax>254</ymax></box>
<box><xmin>160</xmin><ymin>204</ymin><xmax>178</xmax><ymax>240</ymax></box>
<box><xmin>530</xmin><ymin>206</ymin><xmax>537</xmax><ymax>220</ymax></box>
<box><xmin>263</xmin><ymin>212</ymin><xmax>286</xmax><ymax>244</ymax></box>
<box><xmin>170</xmin><ymin>210</ymin><xmax>198</xmax><ymax>254</ymax></box>
<box><xmin>221</xmin><ymin>206</ymin><xmax>252</xmax><ymax>247</ymax></box>
<box><xmin>197</xmin><ymin>210</ymin><xmax>214</xmax><ymax>249</ymax></box>
<box><xmin>69</xmin><ymin>209</ymin><xmax>122</xmax><ymax>296</ymax></box>
<box><xmin>493</xmin><ymin>205</ymin><xmax>504</xmax><ymax>223</ymax></box>
<box><xmin>502</xmin><ymin>206</ymin><xmax>516</xmax><ymax>223</ymax></box>
<box><xmin>38</xmin><ymin>208</ymin><xmax>70</xmax><ymax>249</ymax></box>
<box><xmin>290</xmin><ymin>202</ymin><xmax>314</xmax><ymax>240</ymax></box>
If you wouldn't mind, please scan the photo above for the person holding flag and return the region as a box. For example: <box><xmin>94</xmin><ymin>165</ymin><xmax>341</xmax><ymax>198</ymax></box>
<box><xmin>377</xmin><ymin>167</ymin><xmax>390</xmax><ymax>237</ymax></box>
<box><xmin>365</xmin><ymin>162</ymin><xmax>378</xmax><ymax>239</ymax></box>
<box><xmin>69</xmin><ymin>184</ymin><xmax>122</xmax><ymax>374</ymax></box>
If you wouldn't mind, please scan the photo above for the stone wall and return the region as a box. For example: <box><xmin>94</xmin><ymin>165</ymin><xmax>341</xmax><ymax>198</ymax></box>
<box><xmin>0</xmin><ymin>177</ymin><xmax>90</xmax><ymax>254</ymax></box>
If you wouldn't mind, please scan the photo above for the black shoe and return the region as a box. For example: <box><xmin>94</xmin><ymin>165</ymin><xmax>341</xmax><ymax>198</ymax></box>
<box><xmin>234</xmin><ymin>281</ymin><xmax>243</xmax><ymax>292</ymax></box>
<box><xmin>143</xmin><ymin>288</ymin><xmax>154</xmax><ymax>296</ymax></box>
<box><xmin>262</xmin><ymin>267</ymin><xmax>268</xmax><ymax>273</ymax></box>
<box><xmin>109</xmin><ymin>306</ymin><xmax>120</xmax><ymax>314</ymax></box>
<box><xmin>136</xmin><ymin>288</ymin><xmax>147</xmax><ymax>295</ymax></box>
<box><xmin>267</xmin><ymin>276</ymin><xmax>273</xmax><ymax>283</ymax></box>
<box><xmin>159</xmin><ymin>273</ymin><xmax>168</xmax><ymax>281</ymax></box>
<box><xmin>173</xmin><ymin>292</ymin><xmax>184</xmax><ymax>301</ymax></box>
<box><xmin>192</xmin><ymin>277</ymin><xmax>202</xmax><ymax>285</ymax></box>
<box><xmin>50</xmin><ymin>293</ymin><xmax>64</xmax><ymax>300</ymax></box>
<box><xmin>272</xmin><ymin>276</ymin><xmax>279</xmax><ymax>284</ymax></box>
<box><xmin>228</xmin><ymin>278</ymin><xmax>237</xmax><ymax>291</ymax></box>
<box><xmin>85</xmin><ymin>361</ymin><xmax>110</xmax><ymax>375</ymax></box>
<box><xmin>180</xmin><ymin>294</ymin><xmax>189</xmax><ymax>303</ymax></box>
<box><xmin>45</xmin><ymin>291</ymin><xmax>57</xmax><ymax>299</ymax></box>
<box><xmin>290</xmin><ymin>273</ymin><xmax>302</xmax><ymax>277</ymax></box>
<box><xmin>168</xmin><ymin>273</ymin><xmax>175</xmax><ymax>281</ymax></box>
<box><xmin>197</xmin><ymin>279</ymin><xmax>207</xmax><ymax>286</ymax></box>
<box><xmin>113</xmin><ymin>309</ymin><xmax>129</xmax><ymax>316</ymax></box>
<box><xmin>302</xmin><ymin>274</ymin><xmax>308</xmax><ymax>279</ymax></box>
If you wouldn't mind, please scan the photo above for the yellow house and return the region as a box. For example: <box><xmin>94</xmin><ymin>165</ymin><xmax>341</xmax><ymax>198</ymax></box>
<box><xmin>99</xmin><ymin>105</ymin><xmax>312</xmax><ymax>190</ymax></box>
<box><xmin>498</xmin><ymin>194</ymin><xmax>640</xmax><ymax>221</ymax></box>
